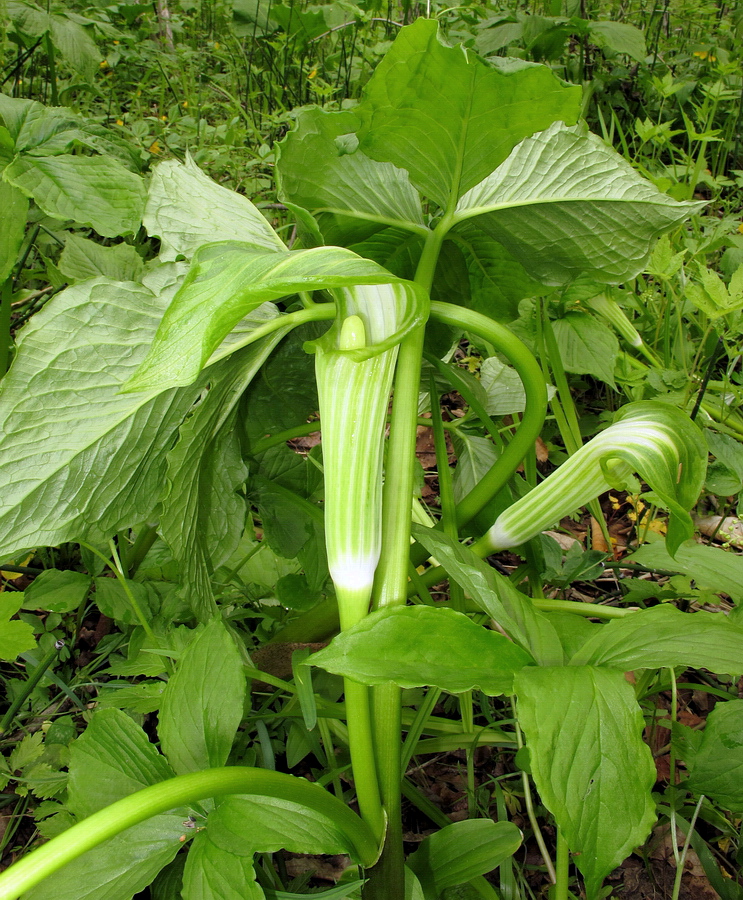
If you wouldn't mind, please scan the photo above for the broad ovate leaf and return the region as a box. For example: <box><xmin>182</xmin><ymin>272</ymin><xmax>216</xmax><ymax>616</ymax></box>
<box><xmin>515</xmin><ymin>666</ymin><xmax>656</xmax><ymax>900</ymax></box>
<box><xmin>67</xmin><ymin>708</ymin><xmax>175</xmax><ymax>818</ymax></box>
<box><xmin>406</xmin><ymin>819</ymin><xmax>522</xmax><ymax>897</ymax></box>
<box><xmin>158</xmin><ymin>618</ymin><xmax>246</xmax><ymax>775</ymax></box>
<box><xmin>685</xmin><ymin>700</ymin><xmax>743</xmax><ymax>812</ymax></box>
<box><xmin>411</xmin><ymin>525</ymin><xmax>564</xmax><ymax>667</ymax></box>
<box><xmin>356</xmin><ymin>18</ymin><xmax>581</xmax><ymax>208</ymax></box>
<box><xmin>124</xmin><ymin>243</ymin><xmax>419</xmax><ymax>393</ymax></box>
<box><xmin>277</xmin><ymin>106</ymin><xmax>426</xmax><ymax>239</ymax></box>
<box><xmin>310</xmin><ymin>605</ymin><xmax>533</xmax><ymax>694</ymax></box>
<box><xmin>0</xmin><ymin>181</ymin><xmax>28</xmax><ymax>284</ymax></box>
<box><xmin>182</xmin><ymin>831</ymin><xmax>264</xmax><ymax>900</ymax></box>
<box><xmin>485</xmin><ymin>401</ymin><xmax>706</xmax><ymax>556</ymax></box>
<box><xmin>453</xmin><ymin>122</ymin><xmax>704</xmax><ymax>284</ymax></box>
<box><xmin>4</xmin><ymin>154</ymin><xmax>145</xmax><ymax>237</ymax></box>
<box><xmin>144</xmin><ymin>156</ymin><xmax>285</xmax><ymax>261</ymax></box>
<box><xmin>0</xmin><ymin>279</ymin><xmax>207</xmax><ymax>559</ymax></box>
<box><xmin>569</xmin><ymin>604</ymin><xmax>743</xmax><ymax>674</ymax></box>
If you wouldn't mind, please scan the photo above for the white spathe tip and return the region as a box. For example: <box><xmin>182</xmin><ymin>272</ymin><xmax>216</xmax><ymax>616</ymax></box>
<box><xmin>329</xmin><ymin>554</ymin><xmax>378</xmax><ymax>592</ymax></box>
<box><xmin>486</xmin><ymin>520</ymin><xmax>519</xmax><ymax>552</ymax></box>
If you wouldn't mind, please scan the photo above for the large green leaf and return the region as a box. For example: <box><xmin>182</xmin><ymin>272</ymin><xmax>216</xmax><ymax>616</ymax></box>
<box><xmin>67</xmin><ymin>708</ymin><xmax>175</xmax><ymax>818</ymax></box>
<box><xmin>23</xmin><ymin>815</ymin><xmax>187</xmax><ymax>900</ymax></box>
<box><xmin>0</xmin><ymin>279</ymin><xmax>206</xmax><ymax>559</ymax></box>
<box><xmin>406</xmin><ymin>820</ymin><xmax>522</xmax><ymax>898</ymax></box>
<box><xmin>40</xmin><ymin>708</ymin><xmax>186</xmax><ymax>900</ymax></box>
<box><xmin>552</xmin><ymin>311</ymin><xmax>619</xmax><ymax>387</ymax></box>
<box><xmin>208</xmin><ymin>793</ymin><xmax>368</xmax><ymax>856</ymax></box>
<box><xmin>685</xmin><ymin>700</ymin><xmax>743</xmax><ymax>812</ymax></box>
<box><xmin>569</xmin><ymin>604</ymin><xmax>743</xmax><ymax>674</ymax></box>
<box><xmin>0</xmin><ymin>181</ymin><xmax>27</xmax><ymax>284</ymax></box>
<box><xmin>453</xmin><ymin>122</ymin><xmax>703</xmax><ymax>284</ymax></box>
<box><xmin>144</xmin><ymin>156</ymin><xmax>285</xmax><ymax>261</ymax></box>
<box><xmin>0</xmin><ymin>92</ymin><xmax>85</xmax><ymax>157</ymax></box>
<box><xmin>277</xmin><ymin>106</ymin><xmax>426</xmax><ymax>239</ymax></box>
<box><xmin>182</xmin><ymin>832</ymin><xmax>264</xmax><ymax>900</ymax></box>
<box><xmin>158</xmin><ymin>618</ymin><xmax>246</xmax><ymax>775</ymax></box>
<box><xmin>411</xmin><ymin>526</ymin><xmax>564</xmax><ymax>666</ymax></box>
<box><xmin>124</xmin><ymin>243</ymin><xmax>420</xmax><ymax>393</ymax></box>
<box><xmin>446</xmin><ymin>221</ymin><xmax>545</xmax><ymax>322</ymax></box>
<box><xmin>4</xmin><ymin>154</ymin><xmax>144</xmax><ymax>237</ymax></box>
<box><xmin>628</xmin><ymin>538</ymin><xmax>743</xmax><ymax>603</ymax></box>
<box><xmin>58</xmin><ymin>234</ymin><xmax>144</xmax><ymax>283</ymax></box>
<box><xmin>515</xmin><ymin>666</ymin><xmax>657</xmax><ymax>900</ymax></box>
<box><xmin>310</xmin><ymin>605</ymin><xmax>533</xmax><ymax>694</ymax></box>
<box><xmin>356</xmin><ymin>18</ymin><xmax>581</xmax><ymax>208</ymax></box>
<box><xmin>160</xmin><ymin>333</ymin><xmax>291</xmax><ymax>620</ymax></box>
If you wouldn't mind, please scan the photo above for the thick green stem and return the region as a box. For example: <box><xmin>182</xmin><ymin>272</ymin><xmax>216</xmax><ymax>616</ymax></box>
<box><xmin>0</xmin><ymin>278</ymin><xmax>12</xmax><ymax>377</ymax></box>
<box><xmin>428</xmin><ymin>302</ymin><xmax>548</xmax><ymax>528</ymax></box>
<box><xmin>364</xmin><ymin>226</ymin><xmax>444</xmax><ymax>900</ymax></box>
<box><xmin>554</xmin><ymin>828</ymin><xmax>570</xmax><ymax>900</ymax></box>
<box><xmin>0</xmin><ymin>768</ymin><xmax>378</xmax><ymax>900</ymax></box>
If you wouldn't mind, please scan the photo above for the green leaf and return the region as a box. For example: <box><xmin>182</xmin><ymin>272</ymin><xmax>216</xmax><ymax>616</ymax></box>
<box><xmin>22</xmin><ymin>569</ymin><xmax>91</xmax><ymax>613</ymax></box>
<box><xmin>310</xmin><ymin>605</ymin><xmax>533</xmax><ymax>695</ymax></box>
<box><xmin>411</xmin><ymin>526</ymin><xmax>564</xmax><ymax>666</ymax></box>
<box><xmin>67</xmin><ymin>708</ymin><xmax>175</xmax><ymax>818</ymax></box>
<box><xmin>48</xmin><ymin>13</ymin><xmax>102</xmax><ymax>82</ymax></box>
<box><xmin>159</xmin><ymin>617</ymin><xmax>246</xmax><ymax>775</ymax></box>
<box><xmin>208</xmin><ymin>792</ymin><xmax>365</xmax><ymax>856</ymax></box>
<box><xmin>451</xmin><ymin>432</ymin><xmax>499</xmax><ymax>505</ymax></box>
<box><xmin>125</xmin><ymin>243</ymin><xmax>419</xmax><ymax>393</ymax></box>
<box><xmin>447</xmin><ymin>222</ymin><xmax>544</xmax><ymax>322</ymax></box>
<box><xmin>4</xmin><ymin>154</ymin><xmax>145</xmax><ymax>237</ymax></box>
<box><xmin>356</xmin><ymin>18</ymin><xmax>581</xmax><ymax>208</ymax></box>
<box><xmin>23</xmin><ymin>815</ymin><xmax>187</xmax><ymax>900</ymax></box>
<box><xmin>277</xmin><ymin>106</ymin><xmax>425</xmax><ymax>237</ymax></box>
<box><xmin>144</xmin><ymin>156</ymin><xmax>285</xmax><ymax>261</ymax></box>
<box><xmin>589</xmin><ymin>20</ymin><xmax>647</xmax><ymax>62</ymax></box>
<box><xmin>453</xmin><ymin>122</ymin><xmax>704</xmax><ymax>284</ymax></box>
<box><xmin>569</xmin><ymin>604</ymin><xmax>743</xmax><ymax>674</ymax></box>
<box><xmin>552</xmin><ymin>312</ymin><xmax>618</xmax><ymax>387</ymax></box>
<box><xmin>628</xmin><ymin>538</ymin><xmax>743</xmax><ymax>603</ymax></box>
<box><xmin>0</xmin><ymin>279</ymin><xmax>207</xmax><ymax>558</ymax></box>
<box><xmin>58</xmin><ymin>234</ymin><xmax>144</xmax><ymax>283</ymax></box>
<box><xmin>407</xmin><ymin>819</ymin><xmax>521</xmax><ymax>898</ymax></box>
<box><xmin>0</xmin><ymin>181</ymin><xmax>27</xmax><ymax>285</ymax></box>
<box><xmin>0</xmin><ymin>93</ymin><xmax>79</xmax><ymax>154</ymax></box>
<box><xmin>685</xmin><ymin>700</ymin><xmax>743</xmax><ymax>811</ymax></box>
<box><xmin>94</xmin><ymin>577</ymin><xmax>153</xmax><ymax>626</ymax></box>
<box><xmin>480</xmin><ymin>356</ymin><xmax>529</xmax><ymax>416</ymax></box>
<box><xmin>515</xmin><ymin>666</ymin><xmax>657</xmax><ymax>900</ymax></box>
<box><xmin>0</xmin><ymin>614</ymin><xmax>36</xmax><ymax>660</ymax></box>
<box><xmin>182</xmin><ymin>831</ymin><xmax>264</xmax><ymax>900</ymax></box>
<box><xmin>161</xmin><ymin>336</ymin><xmax>290</xmax><ymax>621</ymax></box>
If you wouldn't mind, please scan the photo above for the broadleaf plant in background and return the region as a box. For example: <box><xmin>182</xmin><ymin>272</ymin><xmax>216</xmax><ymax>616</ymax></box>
<box><xmin>0</xmin><ymin>16</ymin><xmax>735</xmax><ymax>900</ymax></box>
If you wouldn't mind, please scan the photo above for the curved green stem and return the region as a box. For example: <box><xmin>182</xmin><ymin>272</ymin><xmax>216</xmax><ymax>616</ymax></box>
<box><xmin>428</xmin><ymin>301</ymin><xmax>548</xmax><ymax>527</ymax></box>
<box><xmin>0</xmin><ymin>768</ymin><xmax>378</xmax><ymax>900</ymax></box>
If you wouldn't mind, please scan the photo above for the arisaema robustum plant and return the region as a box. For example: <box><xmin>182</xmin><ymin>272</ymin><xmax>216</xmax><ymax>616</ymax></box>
<box><xmin>2</xmin><ymin>16</ymin><xmax>743</xmax><ymax>900</ymax></box>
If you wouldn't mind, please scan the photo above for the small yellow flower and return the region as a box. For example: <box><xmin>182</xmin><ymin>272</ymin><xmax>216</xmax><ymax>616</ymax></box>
<box><xmin>160</xmin><ymin>115</ymin><xmax>167</xmax><ymax>121</ymax></box>
<box><xmin>136</xmin><ymin>89</ymin><xmax>142</xmax><ymax>97</ymax></box>
<box><xmin>309</xmin><ymin>67</ymin><xmax>317</xmax><ymax>79</ymax></box>
<box><xmin>116</xmin><ymin>119</ymin><xmax>124</xmax><ymax>126</ymax></box>
<box><xmin>214</xmin><ymin>41</ymin><xmax>220</xmax><ymax>50</ymax></box>
<box><xmin>738</xmin><ymin>223</ymin><xmax>743</xmax><ymax>234</ymax></box>
<box><xmin>113</xmin><ymin>39</ymin><xmax>120</xmax><ymax>44</ymax></box>
<box><xmin>692</xmin><ymin>50</ymin><xmax>716</xmax><ymax>61</ymax></box>
<box><xmin>100</xmin><ymin>59</ymin><xmax>109</xmax><ymax>68</ymax></box>
<box><xmin>149</xmin><ymin>140</ymin><xmax>161</xmax><ymax>154</ymax></box>
<box><xmin>182</xmin><ymin>100</ymin><xmax>188</xmax><ymax>108</ymax></box>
